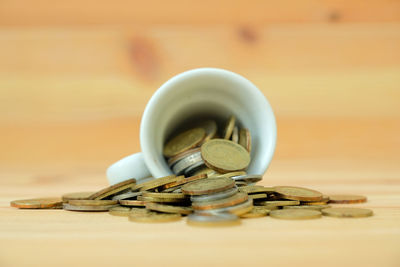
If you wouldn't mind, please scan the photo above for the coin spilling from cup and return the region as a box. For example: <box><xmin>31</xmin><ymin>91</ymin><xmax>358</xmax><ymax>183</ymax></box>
<box><xmin>10</xmin><ymin>116</ymin><xmax>373</xmax><ymax>226</ymax></box>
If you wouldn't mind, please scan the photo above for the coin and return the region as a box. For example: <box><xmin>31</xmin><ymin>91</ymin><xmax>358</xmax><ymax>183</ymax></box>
<box><xmin>137</xmin><ymin>175</ymin><xmax>184</xmax><ymax>192</ymax></box>
<box><xmin>216</xmin><ymin>171</ymin><xmax>247</xmax><ymax>179</ymax></box>
<box><xmin>182</xmin><ymin>177</ymin><xmax>235</xmax><ymax>195</ymax></box>
<box><xmin>274</xmin><ymin>186</ymin><xmax>323</xmax><ymax>202</ymax></box>
<box><xmin>321</xmin><ymin>207</ymin><xmax>373</xmax><ymax>218</ymax></box>
<box><xmin>239</xmin><ymin>128</ymin><xmax>251</xmax><ymax>152</ymax></box>
<box><xmin>201</xmin><ymin>139</ymin><xmax>250</xmax><ymax>173</ymax></box>
<box><xmin>146</xmin><ymin>202</ymin><xmax>193</xmax><ymax>215</ymax></box>
<box><xmin>112</xmin><ymin>191</ymin><xmax>142</xmax><ymax>200</ymax></box>
<box><xmin>190</xmin><ymin>187</ymin><xmax>239</xmax><ymax>202</ymax></box>
<box><xmin>63</xmin><ymin>203</ymin><xmax>118</xmax><ymax>211</ymax></box>
<box><xmin>255</xmin><ymin>200</ymin><xmax>300</xmax><ymax>207</ymax></box>
<box><xmin>129</xmin><ymin>210</ymin><xmax>181</xmax><ymax>223</ymax></box>
<box><xmin>270</xmin><ymin>209</ymin><xmax>322</xmax><ymax>220</ymax></box>
<box><xmin>138</xmin><ymin>195</ymin><xmax>188</xmax><ymax>203</ymax></box>
<box><xmin>163</xmin><ymin>127</ymin><xmax>205</xmax><ymax>157</ymax></box>
<box><xmin>171</xmin><ymin>152</ymin><xmax>203</xmax><ymax>175</ymax></box>
<box><xmin>141</xmin><ymin>192</ymin><xmax>187</xmax><ymax>200</ymax></box>
<box><xmin>239</xmin><ymin>185</ymin><xmax>275</xmax><ymax>194</ymax></box>
<box><xmin>192</xmin><ymin>167</ymin><xmax>218</xmax><ymax>177</ymax></box>
<box><xmin>231</xmin><ymin>174</ymin><xmax>262</xmax><ymax>184</ymax></box>
<box><xmin>235</xmin><ymin>181</ymin><xmax>248</xmax><ymax>187</ymax></box>
<box><xmin>197</xmin><ymin>120</ymin><xmax>217</xmax><ymax>144</ymax></box>
<box><xmin>10</xmin><ymin>197</ymin><xmax>63</xmax><ymax>209</ymax></box>
<box><xmin>328</xmin><ymin>195</ymin><xmax>367</xmax><ymax>204</ymax></box>
<box><xmin>198</xmin><ymin>199</ymin><xmax>253</xmax><ymax>216</ymax></box>
<box><xmin>192</xmin><ymin>193</ymin><xmax>248</xmax><ymax>210</ymax></box>
<box><xmin>109</xmin><ymin>206</ymin><xmax>132</xmax><ymax>216</ymax></box>
<box><xmin>119</xmin><ymin>199</ymin><xmax>146</xmax><ymax>207</ymax></box>
<box><xmin>248</xmin><ymin>193</ymin><xmax>268</xmax><ymax>200</ymax></box>
<box><xmin>187</xmin><ymin>213</ymin><xmax>240</xmax><ymax>227</ymax></box>
<box><xmin>167</xmin><ymin>148</ymin><xmax>201</xmax><ymax>167</ymax></box>
<box><xmin>161</xmin><ymin>174</ymin><xmax>208</xmax><ymax>190</ymax></box>
<box><xmin>240</xmin><ymin>207</ymin><xmax>269</xmax><ymax>218</ymax></box>
<box><xmin>223</xmin><ymin>115</ymin><xmax>236</xmax><ymax>140</ymax></box>
<box><xmin>88</xmin><ymin>178</ymin><xmax>136</xmax><ymax>200</ymax></box>
<box><xmin>62</xmin><ymin>192</ymin><xmax>94</xmax><ymax>202</ymax></box>
<box><xmin>283</xmin><ymin>205</ymin><xmax>331</xmax><ymax>210</ymax></box>
<box><xmin>69</xmin><ymin>199</ymin><xmax>118</xmax><ymax>206</ymax></box>
<box><xmin>231</xmin><ymin>126</ymin><xmax>239</xmax><ymax>143</ymax></box>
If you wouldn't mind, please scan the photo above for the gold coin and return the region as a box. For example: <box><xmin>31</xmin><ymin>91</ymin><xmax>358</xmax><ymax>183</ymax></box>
<box><xmin>223</xmin><ymin>115</ymin><xmax>236</xmax><ymax>139</ymax></box>
<box><xmin>89</xmin><ymin>178</ymin><xmax>137</xmax><ymax>200</ymax></box>
<box><xmin>10</xmin><ymin>197</ymin><xmax>63</xmax><ymax>209</ymax></box>
<box><xmin>109</xmin><ymin>206</ymin><xmax>132</xmax><ymax>216</ymax></box>
<box><xmin>239</xmin><ymin>128</ymin><xmax>251</xmax><ymax>153</ymax></box>
<box><xmin>137</xmin><ymin>175</ymin><xmax>184</xmax><ymax>192</ymax></box>
<box><xmin>141</xmin><ymin>191</ymin><xmax>187</xmax><ymax>200</ymax></box>
<box><xmin>215</xmin><ymin>171</ymin><xmax>247</xmax><ymax>179</ymax></box>
<box><xmin>163</xmin><ymin>127</ymin><xmax>205</xmax><ymax>157</ymax></box>
<box><xmin>270</xmin><ymin>209</ymin><xmax>322</xmax><ymax>220</ymax></box>
<box><xmin>274</xmin><ymin>186</ymin><xmax>323</xmax><ymax>202</ymax></box>
<box><xmin>192</xmin><ymin>167</ymin><xmax>218</xmax><ymax>177</ymax></box>
<box><xmin>240</xmin><ymin>206</ymin><xmax>269</xmax><ymax>218</ymax></box>
<box><xmin>63</xmin><ymin>203</ymin><xmax>118</xmax><ymax>211</ymax></box>
<box><xmin>187</xmin><ymin>213</ymin><xmax>240</xmax><ymax>227</ymax></box>
<box><xmin>161</xmin><ymin>174</ymin><xmax>208</xmax><ymax>190</ymax></box>
<box><xmin>248</xmin><ymin>193</ymin><xmax>268</xmax><ymax>200</ymax></box>
<box><xmin>201</xmin><ymin>139</ymin><xmax>250</xmax><ymax>173</ymax></box>
<box><xmin>231</xmin><ymin>126</ymin><xmax>239</xmax><ymax>143</ymax></box>
<box><xmin>321</xmin><ymin>207</ymin><xmax>373</xmax><ymax>218</ymax></box>
<box><xmin>196</xmin><ymin>120</ymin><xmax>218</xmax><ymax>144</ymax></box>
<box><xmin>69</xmin><ymin>199</ymin><xmax>118</xmax><ymax>206</ymax></box>
<box><xmin>328</xmin><ymin>195</ymin><xmax>367</xmax><ymax>204</ymax></box>
<box><xmin>62</xmin><ymin>192</ymin><xmax>94</xmax><ymax>202</ymax></box>
<box><xmin>283</xmin><ymin>205</ymin><xmax>331</xmax><ymax>210</ymax></box>
<box><xmin>129</xmin><ymin>209</ymin><xmax>181</xmax><ymax>223</ymax></box>
<box><xmin>192</xmin><ymin>192</ymin><xmax>248</xmax><ymax>210</ymax></box>
<box><xmin>255</xmin><ymin>200</ymin><xmax>300</xmax><ymax>207</ymax></box>
<box><xmin>146</xmin><ymin>202</ymin><xmax>193</xmax><ymax>215</ymax></box>
<box><xmin>181</xmin><ymin>177</ymin><xmax>235</xmax><ymax>195</ymax></box>
<box><xmin>239</xmin><ymin>185</ymin><xmax>275</xmax><ymax>194</ymax></box>
<box><xmin>119</xmin><ymin>199</ymin><xmax>146</xmax><ymax>207</ymax></box>
<box><xmin>138</xmin><ymin>195</ymin><xmax>188</xmax><ymax>203</ymax></box>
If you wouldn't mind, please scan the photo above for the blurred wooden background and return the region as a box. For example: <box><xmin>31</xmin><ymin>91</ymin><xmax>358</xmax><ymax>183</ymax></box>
<box><xmin>1</xmin><ymin>2</ymin><xmax>400</xmax><ymax>267</ymax></box>
<box><xmin>1</xmin><ymin>0</ymin><xmax>399</xmax><ymax>174</ymax></box>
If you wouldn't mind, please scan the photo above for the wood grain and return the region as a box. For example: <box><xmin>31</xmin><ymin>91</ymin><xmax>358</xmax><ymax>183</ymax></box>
<box><xmin>1</xmin><ymin>0</ymin><xmax>400</xmax><ymax>25</ymax></box>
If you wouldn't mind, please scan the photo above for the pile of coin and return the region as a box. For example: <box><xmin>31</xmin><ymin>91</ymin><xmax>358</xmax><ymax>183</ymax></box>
<box><xmin>163</xmin><ymin>116</ymin><xmax>251</xmax><ymax>177</ymax></box>
<box><xmin>10</xmin><ymin>171</ymin><xmax>373</xmax><ymax>226</ymax></box>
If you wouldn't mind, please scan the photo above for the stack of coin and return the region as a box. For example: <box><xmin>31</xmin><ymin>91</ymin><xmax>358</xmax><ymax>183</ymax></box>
<box><xmin>10</xmin><ymin>172</ymin><xmax>373</xmax><ymax>225</ymax></box>
<box><xmin>163</xmin><ymin>116</ymin><xmax>252</xmax><ymax>177</ymax></box>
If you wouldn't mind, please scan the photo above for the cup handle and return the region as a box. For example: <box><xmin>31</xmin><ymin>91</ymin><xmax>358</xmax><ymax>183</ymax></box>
<box><xmin>106</xmin><ymin>152</ymin><xmax>152</xmax><ymax>185</ymax></box>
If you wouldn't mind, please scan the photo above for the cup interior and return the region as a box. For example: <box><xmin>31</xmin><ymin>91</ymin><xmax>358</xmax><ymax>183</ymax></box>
<box><xmin>140</xmin><ymin>68</ymin><xmax>276</xmax><ymax>178</ymax></box>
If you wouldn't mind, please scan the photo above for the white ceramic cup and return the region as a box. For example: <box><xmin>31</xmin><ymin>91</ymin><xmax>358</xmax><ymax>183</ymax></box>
<box><xmin>107</xmin><ymin>68</ymin><xmax>277</xmax><ymax>185</ymax></box>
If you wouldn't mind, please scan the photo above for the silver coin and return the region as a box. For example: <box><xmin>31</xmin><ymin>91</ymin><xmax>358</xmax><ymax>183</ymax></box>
<box><xmin>187</xmin><ymin>212</ymin><xmax>240</xmax><ymax>225</ymax></box>
<box><xmin>231</xmin><ymin>126</ymin><xmax>239</xmax><ymax>143</ymax></box>
<box><xmin>172</xmin><ymin>151</ymin><xmax>203</xmax><ymax>175</ymax></box>
<box><xmin>112</xmin><ymin>191</ymin><xmax>143</xmax><ymax>200</ymax></box>
<box><xmin>190</xmin><ymin>187</ymin><xmax>239</xmax><ymax>202</ymax></box>
<box><xmin>231</xmin><ymin>174</ymin><xmax>262</xmax><ymax>184</ymax></box>
<box><xmin>195</xmin><ymin>199</ymin><xmax>253</xmax><ymax>216</ymax></box>
<box><xmin>63</xmin><ymin>203</ymin><xmax>119</xmax><ymax>211</ymax></box>
<box><xmin>168</xmin><ymin>148</ymin><xmax>200</xmax><ymax>168</ymax></box>
<box><xmin>184</xmin><ymin>160</ymin><xmax>205</xmax><ymax>176</ymax></box>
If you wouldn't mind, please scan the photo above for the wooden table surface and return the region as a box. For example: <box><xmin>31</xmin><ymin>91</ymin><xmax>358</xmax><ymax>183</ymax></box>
<box><xmin>1</xmin><ymin>1</ymin><xmax>400</xmax><ymax>266</ymax></box>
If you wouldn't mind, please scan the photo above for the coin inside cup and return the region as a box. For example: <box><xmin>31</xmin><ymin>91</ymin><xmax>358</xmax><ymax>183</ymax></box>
<box><xmin>140</xmin><ymin>68</ymin><xmax>276</xmax><ymax>178</ymax></box>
